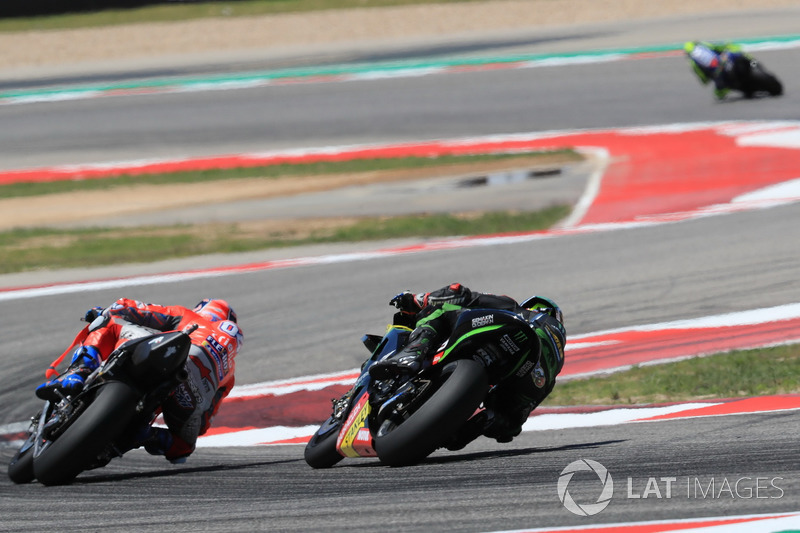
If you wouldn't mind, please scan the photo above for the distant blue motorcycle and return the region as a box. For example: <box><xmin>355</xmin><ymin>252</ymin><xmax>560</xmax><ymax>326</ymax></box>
<box><xmin>685</xmin><ymin>41</ymin><xmax>783</xmax><ymax>99</ymax></box>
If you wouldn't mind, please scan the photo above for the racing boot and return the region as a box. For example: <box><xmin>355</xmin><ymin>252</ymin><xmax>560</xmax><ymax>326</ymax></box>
<box><xmin>115</xmin><ymin>422</ymin><xmax>185</xmax><ymax>464</ymax></box>
<box><xmin>483</xmin><ymin>405</ymin><xmax>532</xmax><ymax>443</ymax></box>
<box><xmin>443</xmin><ymin>410</ymin><xmax>490</xmax><ymax>451</ymax></box>
<box><xmin>36</xmin><ymin>346</ymin><xmax>101</xmax><ymax>401</ymax></box>
<box><xmin>369</xmin><ymin>326</ymin><xmax>438</xmax><ymax>380</ymax></box>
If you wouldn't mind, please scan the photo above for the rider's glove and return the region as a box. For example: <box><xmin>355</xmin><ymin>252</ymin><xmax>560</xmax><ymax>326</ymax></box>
<box><xmin>390</xmin><ymin>291</ymin><xmax>422</xmax><ymax>313</ymax></box>
<box><xmin>83</xmin><ymin>307</ymin><xmax>104</xmax><ymax>323</ymax></box>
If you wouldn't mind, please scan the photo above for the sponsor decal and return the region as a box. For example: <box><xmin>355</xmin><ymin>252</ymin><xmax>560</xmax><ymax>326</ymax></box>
<box><xmin>515</xmin><ymin>359</ymin><xmax>534</xmax><ymax>378</ymax></box>
<box><xmin>173</xmin><ymin>383</ymin><xmax>194</xmax><ymax>410</ymax></box>
<box><xmin>204</xmin><ymin>335</ymin><xmax>228</xmax><ymax>380</ymax></box>
<box><xmin>336</xmin><ymin>394</ymin><xmax>372</xmax><ymax>458</ymax></box>
<box><xmin>499</xmin><ymin>334</ymin><xmax>520</xmax><ymax>354</ymax></box>
<box><xmin>206</xmin><ymin>335</ymin><xmax>227</xmax><ymax>357</ymax></box>
<box><xmin>472</xmin><ymin>347</ymin><xmax>496</xmax><ymax>366</ymax></box>
<box><xmin>353</xmin><ymin>427</ymin><xmax>376</xmax><ymax>457</ymax></box>
<box><xmin>545</xmin><ymin>324</ymin><xmax>564</xmax><ymax>361</ymax></box>
<box><xmin>472</xmin><ymin>314</ymin><xmax>494</xmax><ymax>328</ymax></box>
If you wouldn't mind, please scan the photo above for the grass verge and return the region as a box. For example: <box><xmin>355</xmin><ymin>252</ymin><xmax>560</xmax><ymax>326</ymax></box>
<box><xmin>0</xmin><ymin>206</ymin><xmax>571</xmax><ymax>274</ymax></box>
<box><xmin>545</xmin><ymin>344</ymin><xmax>800</xmax><ymax>406</ymax></box>
<box><xmin>0</xmin><ymin>151</ymin><xmax>579</xmax><ymax>199</ymax></box>
<box><xmin>0</xmin><ymin>150</ymin><xmax>578</xmax><ymax>274</ymax></box>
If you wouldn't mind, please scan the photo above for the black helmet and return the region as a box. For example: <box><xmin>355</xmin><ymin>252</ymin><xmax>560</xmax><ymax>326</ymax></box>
<box><xmin>522</xmin><ymin>295</ymin><xmax>565</xmax><ymax>376</ymax></box>
<box><xmin>521</xmin><ymin>295</ymin><xmax>564</xmax><ymax>326</ymax></box>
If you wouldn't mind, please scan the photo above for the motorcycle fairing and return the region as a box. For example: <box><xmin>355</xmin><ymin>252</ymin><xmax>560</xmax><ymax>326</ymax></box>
<box><xmin>439</xmin><ymin>324</ymin><xmax>503</xmax><ymax>363</ymax></box>
<box><xmin>335</xmin><ymin>393</ymin><xmax>377</xmax><ymax>458</ymax></box>
<box><xmin>435</xmin><ymin>309</ymin><xmax>535</xmax><ymax>380</ymax></box>
<box><xmin>331</xmin><ymin>326</ymin><xmax>413</xmax><ymax>459</ymax></box>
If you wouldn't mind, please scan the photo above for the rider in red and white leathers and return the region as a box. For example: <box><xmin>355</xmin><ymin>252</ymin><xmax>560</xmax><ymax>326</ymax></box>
<box><xmin>36</xmin><ymin>298</ymin><xmax>243</xmax><ymax>463</ymax></box>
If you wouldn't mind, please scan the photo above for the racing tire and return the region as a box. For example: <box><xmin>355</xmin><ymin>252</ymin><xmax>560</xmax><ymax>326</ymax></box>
<box><xmin>304</xmin><ymin>417</ymin><xmax>344</xmax><ymax>469</ymax></box>
<box><xmin>750</xmin><ymin>64</ymin><xmax>783</xmax><ymax>96</ymax></box>
<box><xmin>758</xmin><ymin>72</ymin><xmax>783</xmax><ymax>96</ymax></box>
<box><xmin>374</xmin><ymin>359</ymin><xmax>488</xmax><ymax>467</ymax></box>
<box><xmin>7</xmin><ymin>434</ymin><xmax>35</xmax><ymax>484</ymax></box>
<box><xmin>32</xmin><ymin>381</ymin><xmax>140</xmax><ymax>486</ymax></box>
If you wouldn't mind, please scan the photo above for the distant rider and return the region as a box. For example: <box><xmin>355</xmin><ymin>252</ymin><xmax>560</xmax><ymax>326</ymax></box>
<box><xmin>369</xmin><ymin>283</ymin><xmax>565</xmax><ymax>447</ymax></box>
<box><xmin>36</xmin><ymin>298</ymin><xmax>243</xmax><ymax>464</ymax></box>
<box><xmin>684</xmin><ymin>40</ymin><xmax>748</xmax><ymax>100</ymax></box>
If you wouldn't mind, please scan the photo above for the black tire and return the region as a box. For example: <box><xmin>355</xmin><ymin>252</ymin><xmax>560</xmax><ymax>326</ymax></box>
<box><xmin>374</xmin><ymin>359</ymin><xmax>488</xmax><ymax>467</ymax></box>
<box><xmin>304</xmin><ymin>417</ymin><xmax>344</xmax><ymax>469</ymax></box>
<box><xmin>33</xmin><ymin>381</ymin><xmax>140</xmax><ymax>486</ymax></box>
<box><xmin>7</xmin><ymin>435</ymin><xmax>35</xmax><ymax>484</ymax></box>
<box><xmin>750</xmin><ymin>65</ymin><xmax>783</xmax><ymax>96</ymax></box>
<box><xmin>762</xmin><ymin>74</ymin><xmax>783</xmax><ymax>96</ymax></box>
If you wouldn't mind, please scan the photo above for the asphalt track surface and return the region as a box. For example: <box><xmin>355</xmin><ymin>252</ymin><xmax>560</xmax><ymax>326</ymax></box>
<box><xmin>2</xmin><ymin>9</ymin><xmax>800</xmax><ymax>533</ymax></box>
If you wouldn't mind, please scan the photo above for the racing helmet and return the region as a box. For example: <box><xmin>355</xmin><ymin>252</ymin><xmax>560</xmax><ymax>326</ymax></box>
<box><xmin>523</xmin><ymin>295</ymin><xmax>566</xmax><ymax>377</ymax></box>
<box><xmin>194</xmin><ymin>298</ymin><xmax>237</xmax><ymax>323</ymax></box>
<box><xmin>522</xmin><ymin>295</ymin><xmax>564</xmax><ymax>326</ymax></box>
<box><xmin>538</xmin><ymin>316</ymin><xmax>566</xmax><ymax>377</ymax></box>
<box><xmin>684</xmin><ymin>41</ymin><xmax>696</xmax><ymax>55</ymax></box>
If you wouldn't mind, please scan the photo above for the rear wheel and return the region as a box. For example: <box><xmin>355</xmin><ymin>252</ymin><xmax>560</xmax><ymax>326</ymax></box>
<box><xmin>33</xmin><ymin>381</ymin><xmax>140</xmax><ymax>486</ymax></box>
<box><xmin>374</xmin><ymin>359</ymin><xmax>487</xmax><ymax>466</ymax></box>
<box><xmin>749</xmin><ymin>63</ymin><xmax>783</xmax><ymax>96</ymax></box>
<box><xmin>757</xmin><ymin>72</ymin><xmax>783</xmax><ymax>96</ymax></box>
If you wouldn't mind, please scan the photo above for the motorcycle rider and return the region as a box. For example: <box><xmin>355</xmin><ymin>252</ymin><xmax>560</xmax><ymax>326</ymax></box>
<box><xmin>369</xmin><ymin>283</ymin><xmax>565</xmax><ymax>447</ymax></box>
<box><xmin>684</xmin><ymin>40</ymin><xmax>748</xmax><ymax>100</ymax></box>
<box><xmin>36</xmin><ymin>298</ymin><xmax>242</xmax><ymax>464</ymax></box>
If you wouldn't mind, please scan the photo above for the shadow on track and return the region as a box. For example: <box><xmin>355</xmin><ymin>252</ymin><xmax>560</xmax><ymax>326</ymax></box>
<box><xmin>73</xmin><ymin>458</ymin><xmax>301</xmax><ymax>484</ymax></box>
<box><xmin>425</xmin><ymin>438</ymin><xmax>627</xmax><ymax>465</ymax></box>
<box><xmin>340</xmin><ymin>439</ymin><xmax>626</xmax><ymax>468</ymax></box>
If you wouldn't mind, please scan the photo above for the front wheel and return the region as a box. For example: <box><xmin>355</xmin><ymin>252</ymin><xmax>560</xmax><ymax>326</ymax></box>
<box><xmin>304</xmin><ymin>417</ymin><xmax>344</xmax><ymax>469</ymax></box>
<box><xmin>374</xmin><ymin>359</ymin><xmax>488</xmax><ymax>467</ymax></box>
<box><xmin>7</xmin><ymin>434</ymin><xmax>35</xmax><ymax>484</ymax></box>
<box><xmin>33</xmin><ymin>381</ymin><xmax>140</xmax><ymax>486</ymax></box>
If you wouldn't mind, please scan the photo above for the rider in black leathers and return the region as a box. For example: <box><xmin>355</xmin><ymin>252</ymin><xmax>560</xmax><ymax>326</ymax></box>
<box><xmin>369</xmin><ymin>283</ymin><xmax>566</xmax><ymax>447</ymax></box>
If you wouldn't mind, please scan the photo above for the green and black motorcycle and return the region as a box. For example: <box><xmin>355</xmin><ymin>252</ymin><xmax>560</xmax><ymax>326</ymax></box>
<box><xmin>304</xmin><ymin>297</ymin><xmax>555</xmax><ymax>468</ymax></box>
